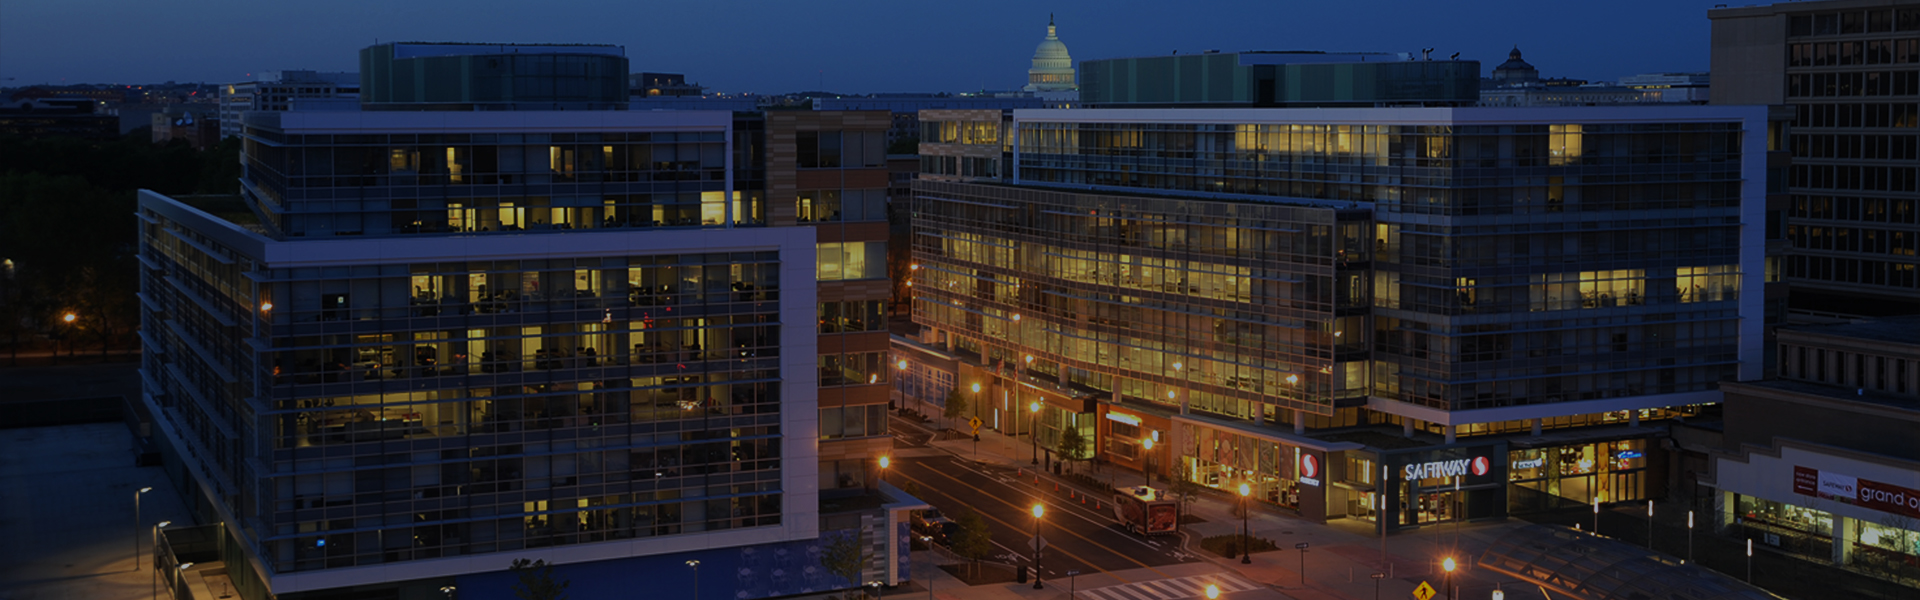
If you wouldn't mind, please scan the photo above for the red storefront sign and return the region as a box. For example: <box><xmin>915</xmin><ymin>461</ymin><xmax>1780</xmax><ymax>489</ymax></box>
<box><xmin>1791</xmin><ymin>465</ymin><xmax>1920</xmax><ymax>520</ymax></box>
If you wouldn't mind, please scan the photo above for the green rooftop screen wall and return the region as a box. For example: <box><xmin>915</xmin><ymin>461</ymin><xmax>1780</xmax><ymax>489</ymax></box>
<box><xmin>1081</xmin><ymin>54</ymin><xmax>1480</xmax><ymax>107</ymax></box>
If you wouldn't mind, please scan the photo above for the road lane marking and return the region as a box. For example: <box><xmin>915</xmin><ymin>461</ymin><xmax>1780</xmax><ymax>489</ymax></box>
<box><xmin>895</xmin><ymin>465</ymin><xmax>1173</xmax><ymax>580</ymax></box>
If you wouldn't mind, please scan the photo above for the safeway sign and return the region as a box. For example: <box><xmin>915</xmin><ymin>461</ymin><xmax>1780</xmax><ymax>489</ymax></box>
<box><xmin>1404</xmin><ymin>456</ymin><xmax>1491</xmax><ymax>480</ymax></box>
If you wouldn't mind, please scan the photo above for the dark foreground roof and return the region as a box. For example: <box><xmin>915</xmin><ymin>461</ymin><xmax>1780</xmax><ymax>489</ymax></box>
<box><xmin>1477</xmin><ymin>524</ymin><xmax>1784</xmax><ymax>600</ymax></box>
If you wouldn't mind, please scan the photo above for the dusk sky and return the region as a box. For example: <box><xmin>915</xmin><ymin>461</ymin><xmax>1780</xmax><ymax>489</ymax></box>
<box><xmin>3</xmin><ymin>0</ymin><xmax>1725</xmax><ymax>93</ymax></box>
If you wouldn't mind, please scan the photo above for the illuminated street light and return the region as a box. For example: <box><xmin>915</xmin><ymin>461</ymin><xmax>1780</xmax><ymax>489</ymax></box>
<box><xmin>1029</xmin><ymin>401</ymin><xmax>1042</xmax><ymax>466</ymax></box>
<box><xmin>1206</xmin><ymin>584</ymin><xmax>1220</xmax><ymax>599</ymax></box>
<box><xmin>1443</xmin><ymin>557</ymin><xmax>1457</xmax><ymax>600</ymax></box>
<box><xmin>1031</xmin><ymin>503</ymin><xmax>1046</xmax><ymax>590</ymax></box>
<box><xmin>1238</xmin><ymin>483</ymin><xmax>1253</xmax><ymax>564</ymax></box>
<box><xmin>686</xmin><ymin>560</ymin><xmax>701</xmax><ymax>600</ymax></box>
<box><xmin>135</xmin><ymin>487</ymin><xmax>152</xmax><ymax>571</ymax></box>
<box><xmin>1141</xmin><ymin>438</ymin><xmax>1154</xmax><ymax>487</ymax></box>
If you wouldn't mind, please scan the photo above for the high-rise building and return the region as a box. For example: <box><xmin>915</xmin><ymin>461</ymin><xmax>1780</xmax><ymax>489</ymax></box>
<box><xmin>908</xmin><ymin>98</ymin><xmax>1772</xmax><ymax>530</ymax></box>
<box><xmin>142</xmin><ymin>42</ymin><xmax>909</xmax><ymax>600</ymax></box>
<box><xmin>1710</xmin><ymin>1</ymin><xmax>1920</xmax><ymax>311</ymax></box>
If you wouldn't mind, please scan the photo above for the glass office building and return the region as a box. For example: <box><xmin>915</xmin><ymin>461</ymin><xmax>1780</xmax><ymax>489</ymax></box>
<box><xmin>910</xmin><ymin>105</ymin><xmax>1768</xmax><ymax>528</ymax></box>
<box><xmin>142</xmin><ymin>43</ymin><xmax>906</xmax><ymax>600</ymax></box>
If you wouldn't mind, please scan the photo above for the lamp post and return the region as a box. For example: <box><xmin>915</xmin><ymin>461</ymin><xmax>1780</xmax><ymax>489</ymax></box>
<box><xmin>970</xmin><ymin>382</ymin><xmax>982</xmax><ymax>452</ymax></box>
<box><xmin>1238</xmin><ymin>483</ymin><xmax>1253</xmax><ymax>564</ymax></box>
<box><xmin>1029</xmin><ymin>401</ymin><xmax>1041</xmax><ymax>466</ymax></box>
<box><xmin>685</xmin><ymin>559</ymin><xmax>700</xmax><ymax>600</ymax></box>
<box><xmin>1205</xmin><ymin>584</ymin><xmax>1220</xmax><ymax>600</ymax></box>
<box><xmin>878</xmin><ymin>455</ymin><xmax>891</xmax><ymax>490</ymax></box>
<box><xmin>1687</xmin><ymin>510</ymin><xmax>1695</xmax><ymax>563</ymax></box>
<box><xmin>1647</xmin><ymin>500</ymin><xmax>1654</xmax><ymax>550</ymax></box>
<box><xmin>919</xmin><ymin>535</ymin><xmax>934</xmax><ymax>600</ymax></box>
<box><xmin>1141</xmin><ymin>438</ymin><xmax>1154</xmax><ymax>487</ymax></box>
<box><xmin>1031</xmin><ymin>503</ymin><xmax>1046</xmax><ymax>590</ymax></box>
<box><xmin>1746</xmin><ymin>538</ymin><xmax>1754</xmax><ymax>583</ymax></box>
<box><xmin>1593</xmin><ymin>495</ymin><xmax>1600</xmax><ymax>534</ymax></box>
<box><xmin>135</xmin><ymin>486</ymin><xmax>152</xmax><ymax>571</ymax></box>
<box><xmin>63</xmin><ymin>312</ymin><xmax>77</xmax><ymax>359</ymax></box>
<box><xmin>152</xmin><ymin>520</ymin><xmax>170</xmax><ymax>579</ymax></box>
<box><xmin>897</xmin><ymin>359</ymin><xmax>913</xmax><ymax>415</ymax></box>
<box><xmin>1442</xmin><ymin>556</ymin><xmax>1457</xmax><ymax>600</ymax></box>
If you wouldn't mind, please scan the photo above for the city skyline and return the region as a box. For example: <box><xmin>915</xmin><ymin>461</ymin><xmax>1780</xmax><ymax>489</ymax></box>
<box><xmin>2</xmin><ymin>0</ymin><xmax>1717</xmax><ymax>92</ymax></box>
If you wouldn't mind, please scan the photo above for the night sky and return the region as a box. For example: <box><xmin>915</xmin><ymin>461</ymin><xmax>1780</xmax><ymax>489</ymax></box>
<box><xmin>2</xmin><ymin>0</ymin><xmax>1725</xmax><ymax>93</ymax></box>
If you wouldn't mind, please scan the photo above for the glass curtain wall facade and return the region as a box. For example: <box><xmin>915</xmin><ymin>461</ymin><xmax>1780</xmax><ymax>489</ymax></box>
<box><xmin>998</xmin><ymin>110</ymin><xmax>1751</xmax><ymax>412</ymax></box>
<box><xmin>911</xmin><ymin>179</ymin><xmax>1347</xmax><ymax>419</ymax></box>
<box><xmin>241</xmin><ymin>112</ymin><xmax>758</xmax><ymax>239</ymax></box>
<box><xmin>140</xmin><ymin>198</ymin><xmax>812</xmax><ymax>575</ymax></box>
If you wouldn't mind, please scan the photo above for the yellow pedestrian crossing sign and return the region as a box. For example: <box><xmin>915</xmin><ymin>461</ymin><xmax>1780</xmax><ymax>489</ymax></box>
<box><xmin>968</xmin><ymin>416</ymin><xmax>982</xmax><ymax>433</ymax></box>
<box><xmin>1412</xmin><ymin>581</ymin><xmax>1436</xmax><ymax>600</ymax></box>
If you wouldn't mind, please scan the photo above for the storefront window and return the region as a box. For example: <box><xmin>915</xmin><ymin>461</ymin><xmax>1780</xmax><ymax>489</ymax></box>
<box><xmin>1508</xmin><ymin>439</ymin><xmax>1646</xmax><ymax>511</ymax></box>
<box><xmin>1855</xmin><ymin>519</ymin><xmax>1920</xmax><ymax>560</ymax></box>
<box><xmin>1178</xmin><ymin>424</ymin><xmax>1301</xmax><ymax>510</ymax></box>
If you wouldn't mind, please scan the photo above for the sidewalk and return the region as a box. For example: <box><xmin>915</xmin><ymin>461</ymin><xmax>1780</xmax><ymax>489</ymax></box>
<box><xmin>916</xmin><ymin>421</ymin><xmax>1535</xmax><ymax>600</ymax></box>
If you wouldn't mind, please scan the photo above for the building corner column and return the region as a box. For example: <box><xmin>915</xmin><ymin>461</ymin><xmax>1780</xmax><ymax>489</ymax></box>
<box><xmin>1444</xmin><ymin>424</ymin><xmax>1456</xmax><ymax>445</ymax></box>
<box><xmin>1293</xmin><ymin>409</ymin><xmax>1305</xmax><ymax>435</ymax></box>
<box><xmin>1832</xmin><ymin>515</ymin><xmax>1852</xmax><ymax>566</ymax></box>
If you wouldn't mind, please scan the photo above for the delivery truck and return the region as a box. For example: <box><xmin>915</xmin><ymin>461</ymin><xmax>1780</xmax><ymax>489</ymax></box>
<box><xmin>1111</xmin><ymin>485</ymin><xmax>1180</xmax><ymax>536</ymax></box>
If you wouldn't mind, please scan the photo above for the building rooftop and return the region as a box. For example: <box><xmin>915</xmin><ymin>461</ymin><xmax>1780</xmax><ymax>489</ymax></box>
<box><xmin>1781</xmin><ymin>314</ymin><xmax>1920</xmax><ymax>347</ymax></box>
<box><xmin>1730</xmin><ymin>377</ymin><xmax>1920</xmax><ymax>414</ymax></box>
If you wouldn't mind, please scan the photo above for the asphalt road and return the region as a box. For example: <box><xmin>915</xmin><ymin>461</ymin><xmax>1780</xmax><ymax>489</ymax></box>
<box><xmin>888</xmin><ymin>415</ymin><xmax>1198</xmax><ymax>584</ymax></box>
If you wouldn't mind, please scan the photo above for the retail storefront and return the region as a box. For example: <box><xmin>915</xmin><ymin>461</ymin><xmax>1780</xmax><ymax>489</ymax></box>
<box><xmin>1508</xmin><ymin>437</ymin><xmax>1658</xmax><ymax>513</ymax></box>
<box><xmin>1707</xmin><ymin>439</ymin><xmax>1920</xmax><ymax>572</ymax></box>
<box><xmin>1099</xmin><ymin>406</ymin><xmax>1175</xmax><ymax>483</ymax></box>
<box><xmin>1377</xmin><ymin>440</ymin><xmax>1510</xmax><ymax>532</ymax></box>
<box><xmin>1171</xmin><ymin>415</ymin><xmax>1364</xmax><ymax>523</ymax></box>
<box><xmin>1712</xmin><ymin>438</ymin><xmax>1920</xmax><ymax>573</ymax></box>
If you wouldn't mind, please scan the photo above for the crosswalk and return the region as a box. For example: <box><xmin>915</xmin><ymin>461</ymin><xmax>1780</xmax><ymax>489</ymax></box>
<box><xmin>1076</xmin><ymin>573</ymin><xmax>1261</xmax><ymax>600</ymax></box>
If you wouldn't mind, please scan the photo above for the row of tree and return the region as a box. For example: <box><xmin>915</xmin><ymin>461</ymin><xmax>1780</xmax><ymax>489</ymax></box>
<box><xmin>0</xmin><ymin>131</ymin><xmax>240</xmax><ymax>362</ymax></box>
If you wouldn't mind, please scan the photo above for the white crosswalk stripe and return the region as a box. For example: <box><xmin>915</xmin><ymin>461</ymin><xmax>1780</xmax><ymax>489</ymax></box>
<box><xmin>1077</xmin><ymin>573</ymin><xmax>1260</xmax><ymax>600</ymax></box>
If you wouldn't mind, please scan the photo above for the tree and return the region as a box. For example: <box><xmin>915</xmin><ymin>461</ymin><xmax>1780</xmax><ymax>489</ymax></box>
<box><xmin>951</xmin><ymin>511</ymin><xmax>993</xmax><ymax>579</ymax></box>
<box><xmin>508</xmin><ymin>558</ymin><xmax>570</xmax><ymax>600</ymax></box>
<box><xmin>820</xmin><ymin>529</ymin><xmax>870</xmax><ymax>599</ymax></box>
<box><xmin>1170</xmin><ymin>475</ymin><xmax>1201</xmax><ymax>522</ymax></box>
<box><xmin>1056</xmin><ymin>426</ymin><xmax>1089</xmax><ymax>476</ymax></box>
<box><xmin>942</xmin><ymin>389</ymin><xmax>969</xmax><ymax>433</ymax></box>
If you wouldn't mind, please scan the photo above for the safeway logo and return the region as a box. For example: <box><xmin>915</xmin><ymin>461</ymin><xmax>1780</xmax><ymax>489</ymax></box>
<box><xmin>1301</xmin><ymin>454</ymin><xmax>1320</xmax><ymax>479</ymax></box>
<box><xmin>1405</xmin><ymin>456</ymin><xmax>1495</xmax><ymax>480</ymax></box>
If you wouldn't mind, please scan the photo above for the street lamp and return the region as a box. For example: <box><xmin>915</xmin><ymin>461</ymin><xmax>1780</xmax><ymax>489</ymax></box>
<box><xmin>1141</xmin><ymin>438</ymin><xmax>1154</xmax><ymax>487</ymax></box>
<box><xmin>135</xmin><ymin>486</ymin><xmax>152</xmax><ymax>571</ymax></box>
<box><xmin>1031</xmin><ymin>503</ymin><xmax>1045</xmax><ymax>590</ymax></box>
<box><xmin>63</xmin><ymin>312</ymin><xmax>77</xmax><ymax>357</ymax></box>
<box><xmin>1442</xmin><ymin>556</ymin><xmax>1457</xmax><ymax>600</ymax></box>
<box><xmin>686</xmin><ymin>559</ymin><xmax>701</xmax><ymax>600</ymax></box>
<box><xmin>1029</xmin><ymin>401</ymin><xmax>1041</xmax><ymax>466</ymax></box>
<box><xmin>1647</xmin><ymin>500</ymin><xmax>1655</xmax><ymax>550</ymax></box>
<box><xmin>1238</xmin><ymin>483</ymin><xmax>1253</xmax><ymax>564</ymax></box>
<box><xmin>152</xmin><ymin>520</ymin><xmax>171</xmax><ymax>571</ymax></box>
<box><xmin>1205</xmin><ymin>584</ymin><xmax>1220</xmax><ymax>599</ymax></box>
<box><xmin>970</xmin><ymin>382</ymin><xmax>982</xmax><ymax>446</ymax></box>
<box><xmin>878</xmin><ymin>456</ymin><xmax>891</xmax><ymax>489</ymax></box>
<box><xmin>1687</xmin><ymin>510</ymin><xmax>1695</xmax><ymax>563</ymax></box>
<box><xmin>440</xmin><ymin>586</ymin><xmax>457</xmax><ymax>599</ymax></box>
<box><xmin>919</xmin><ymin>535</ymin><xmax>934</xmax><ymax>600</ymax></box>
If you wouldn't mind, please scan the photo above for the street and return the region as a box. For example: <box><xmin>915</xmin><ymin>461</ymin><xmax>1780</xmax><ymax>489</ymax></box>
<box><xmin>888</xmin><ymin>414</ymin><xmax>1199</xmax><ymax>584</ymax></box>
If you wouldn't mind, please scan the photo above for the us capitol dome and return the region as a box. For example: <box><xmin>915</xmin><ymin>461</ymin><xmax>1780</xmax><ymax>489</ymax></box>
<box><xmin>1024</xmin><ymin>15</ymin><xmax>1076</xmax><ymax>92</ymax></box>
